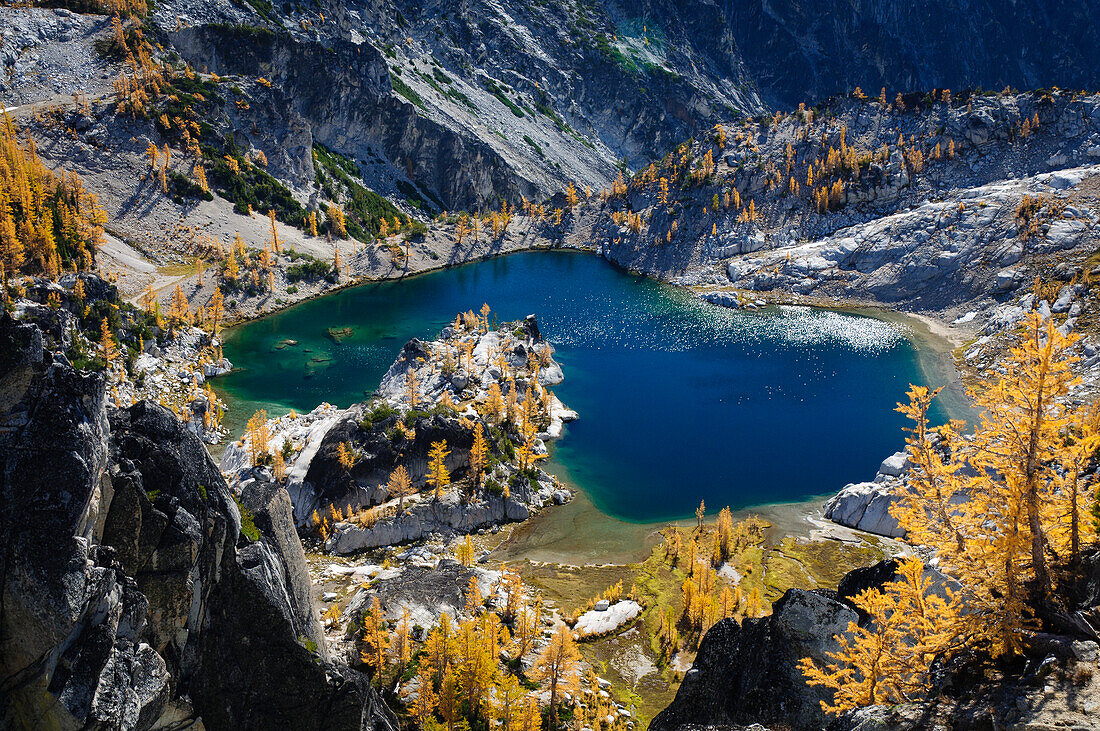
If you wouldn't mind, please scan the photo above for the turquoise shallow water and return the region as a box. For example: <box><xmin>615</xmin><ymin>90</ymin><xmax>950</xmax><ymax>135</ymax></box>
<box><xmin>216</xmin><ymin>251</ymin><xmax>950</xmax><ymax>523</ymax></box>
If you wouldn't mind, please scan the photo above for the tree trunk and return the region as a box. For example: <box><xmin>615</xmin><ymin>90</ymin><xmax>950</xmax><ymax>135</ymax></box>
<box><xmin>1070</xmin><ymin>473</ymin><xmax>1080</xmax><ymax>564</ymax></box>
<box><xmin>1025</xmin><ymin>320</ymin><xmax>1052</xmax><ymax>599</ymax></box>
<box><xmin>1027</xmin><ymin>486</ymin><xmax>1050</xmax><ymax>597</ymax></box>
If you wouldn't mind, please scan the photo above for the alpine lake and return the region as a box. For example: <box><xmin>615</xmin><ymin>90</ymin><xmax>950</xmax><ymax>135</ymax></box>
<box><xmin>214</xmin><ymin>250</ymin><xmax>968</xmax><ymax>561</ymax></box>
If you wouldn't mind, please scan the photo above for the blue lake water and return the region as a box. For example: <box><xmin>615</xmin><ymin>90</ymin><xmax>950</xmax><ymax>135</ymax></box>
<box><xmin>216</xmin><ymin>251</ymin><xmax>951</xmax><ymax>523</ymax></box>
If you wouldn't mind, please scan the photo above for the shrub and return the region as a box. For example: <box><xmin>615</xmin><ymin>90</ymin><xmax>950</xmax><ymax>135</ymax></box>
<box><xmin>234</xmin><ymin>495</ymin><xmax>261</xmax><ymax>541</ymax></box>
<box><xmin>390</xmin><ymin>72</ymin><xmax>426</xmax><ymax>110</ymax></box>
<box><xmin>206</xmin><ymin>151</ymin><xmax>305</xmax><ymax>226</ymax></box>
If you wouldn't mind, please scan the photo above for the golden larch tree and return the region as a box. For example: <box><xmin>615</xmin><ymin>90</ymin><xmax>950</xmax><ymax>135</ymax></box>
<box><xmin>427</xmin><ymin>440</ymin><xmax>451</xmax><ymax>499</ymax></box>
<box><xmin>891</xmin><ymin>310</ymin><xmax>1088</xmax><ymax>656</ymax></box>
<box><xmin>534</xmin><ymin>623</ymin><xmax>583</xmax><ymax>728</ymax></box>
<box><xmin>410</xmin><ymin>664</ymin><xmax>436</xmax><ymax>728</ymax></box>
<box><xmin>800</xmin><ymin>557</ymin><xmax>961</xmax><ymax>713</ymax></box>
<box><xmin>387</xmin><ymin>465</ymin><xmax>416</xmax><ymax>513</ymax></box>
<box><xmin>360</xmin><ymin>596</ymin><xmax>390</xmax><ymax>687</ymax></box>
<box><xmin>336</xmin><ymin>441</ymin><xmax>356</xmax><ymax>471</ymax></box>
<box><xmin>246</xmin><ymin>409</ymin><xmax>270</xmax><ymax>463</ymax></box>
<box><xmin>470</xmin><ymin>422</ymin><xmax>488</xmax><ymax>489</ymax></box>
<box><xmin>456</xmin><ymin>534</ymin><xmax>474</xmax><ymax>567</ymax></box>
<box><xmin>405</xmin><ymin>367</ymin><xmax>420</xmax><ymax>409</ymax></box>
<box><xmin>100</xmin><ymin>318</ymin><xmax>119</xmax><ymax>369</ymax></box>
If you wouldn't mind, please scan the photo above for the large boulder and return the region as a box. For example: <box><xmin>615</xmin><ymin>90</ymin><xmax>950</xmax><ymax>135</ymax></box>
<box><xmin>344</xmin><ymin>559</ymin><xmax>482</xmax><ymax>632</ymax></box>
<box><xmin>650</xmin><ymin>589</ymin><xmax>859</xmax><ymax>731</ymax></box>
<box><xmin>823</xmin><ymin>481</ymin><xmax>905</xmax><ymax>538</ymax></box>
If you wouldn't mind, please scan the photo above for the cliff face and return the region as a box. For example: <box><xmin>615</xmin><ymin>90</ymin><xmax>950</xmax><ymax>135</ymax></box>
<box><xmin>725</xmin><ymin>0</ymin><xmax>1100</xmax><ymax>110</ymax></box>
<box><xmin>0</xmin><ymin>313</ymin><xmax>397</xmax><ymax>730</ymax></box>
<box><xmin>650</xmin><ymin>589</ymin><xmax>860</xmax><ymax>731</ymax></box>
<box><xmin>153</xmin><ymin>0</ymin><xmax>1100</xmax><ymax>214</ymax></box>
<box><xmin>168</xmin><ymin>25</ymin><xmax>544</xmax><ymax>212</ymax></box>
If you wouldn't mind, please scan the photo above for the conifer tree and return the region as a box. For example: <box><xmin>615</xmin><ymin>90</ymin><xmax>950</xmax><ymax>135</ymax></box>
<box><xmin>470</xmin><ymin>422</ymin><xmax>488</xmax><ymax>489</ymax></box>
<box><xmin>891</xmin><ymin>310</ymin><xmax>1087</xmax><ymax>656</ymax></box>
<box><xmin>167</xmin><ymin>284</ymin><xmax>189</xmax><ymax>329</ymax></box>
<box><xmin>456</xmin><ymin>534</ymin><xmax>475</xmax><ymax>567</ymax></box>
<box><xmin>411</xmin><ymin>664</ymin><xmax>437</xmax><ymax>727</ymax></box>
<box><xmin>565</xmin><ymin>181</ymin><xmax>579</xmax><ymax>209</ymax></box>
<box><xmin>405</xmin><ymin>366</ymin><xmax>420</xmax><ymax>409</ymax></box>
<box><xmin>267</xmin><ymin>209</ymin><xmax>280</xmax><ymax>253</ymax></box>
<box><xmin>100</xmin><ymin>318</ymin><xmax>119</xmax><ymax>369</ymax></box>
<box><xmin>246</xmin><ymin>409</ymin><xmax>270</xmax><ymax>463</ymax></box>
<box><xmin>327</xmin><ymin>204</ymin><xmax>347</xmax><ymax>239</ymax></box>
<box><xmin>534</xmin><ymin>623</ymin><xmax>583</xmax><ymax>729</ymax></box>
<box><xmin>387</xmin><ymin>465</ymin><xmax>415</xmax><ymax>513</ymax></box>
<box><xmin>427</xmin><ymin>440</ymin><xmax>451</xmax><ymax>499</ymax></box>
<box><xmin>392</xmin><ymin>607</ymin><xmax>413</xmax><ymax>669</ymax></box>
<box><xmin>336</xmin><ymin>441</ymin><xmax>356</xmax><ymax>471</ymax></box>
<box><xmin>716</xmin><ymin>506</ymin><xmax>734</xmax><ymax>561</ymax></box>
<box><xmin>438</xmin><ymin>668</ymin><xmax>460</xmax><ymax>731</ymax></box>
<box><xmin>800</xmin><ymin>557</ymin><xmax>961</xmax><ymax>713</ymax></box>
<box><xmin>208</xmin><ymin>287</ymin><xmax>224</xmax><ymax>332</ymax></box>
<box><xmin>493</xmin><ymin>674</ymin><xmax>525</xmax><ymax>731</ymax></box>
<box><xmin>360</xmin><ymin>596</ymin><xmax>390</xmax><ymax>687</ymax></box>
<box><xmin>0</xmin><ymin>114</ymin><xmax>104</xmax><ymax>275</ymax></box>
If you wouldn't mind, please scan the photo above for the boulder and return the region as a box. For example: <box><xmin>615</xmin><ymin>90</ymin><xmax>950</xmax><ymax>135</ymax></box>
<box><xmin>994</xmin><ymin>268</ymin><xmax>1021</xmax><ymax>292</ymax></box>
<box><xmin>823</xmin><ymin>482</ymin><xmax>905</xmax><ymax>538</ymax></box>
<box><xmin>650</xmin><ymin>589</ymin><xmax>859</xmax><ymax>731</ymax></box>
<box><xmin>877</xmin><ymin>450</ymin><xmax>910</xmax><ymax>477</ymax></box>
<box><xmin>344</xmin><ymin>560</ymin><xmax>481</xmax><ymax>631</ymax></box>
<box><xmin>575</xmin><ymin>600</ymin><xmax>641</xmax><ymax>638</ymax></box>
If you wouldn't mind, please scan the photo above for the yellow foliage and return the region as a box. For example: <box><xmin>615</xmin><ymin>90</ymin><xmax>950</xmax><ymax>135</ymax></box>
<box><xmin>891</xmin><ymin>311</ymin><xmax>1087</xmax><ymax>656</ymax></box>
<box><xmin>427</xmin><ymin>440</ymin><xmax>451</xmax><ymax>498</ymax></box>
<box><xmin>387</xmin><ymin>465</ymin><xmax>416</xmax><ymax>513</ymax></box>
<box><xmin>800</xmin><ymin>558</ymin><xmax>961</xmax><ymax>713</ymax></box>
<box><xmin>0</xmin><ymin>115</ymin><xmax>105</xmax><ymax>275</ymax></box>
<box><xmin>456</xmin><ymin>534</ymin><xmax>475</xmax><ymax>567</ymax></box>
<box><xmin>534</xmin><ymin>624</ymin><xmax>582</xmax><ymax>728</ymax></box>
<box><xmin>245</xmin><ymin>409</ymin><xmax>270</xmax><ymax>463</ymax></box>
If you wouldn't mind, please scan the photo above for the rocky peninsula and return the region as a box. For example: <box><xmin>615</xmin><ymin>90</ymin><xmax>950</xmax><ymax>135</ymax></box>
<box><xmin>221</xmin><ymin>310</ymin><xmax>578</xmax><ymax>554</ymax></box>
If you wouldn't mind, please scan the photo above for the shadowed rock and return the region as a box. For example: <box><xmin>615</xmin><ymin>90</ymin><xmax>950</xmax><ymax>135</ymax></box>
<box><xmin>0</xmin><ymin>315</ymin><xmax>398</xmax><ymax>730</ymax></box>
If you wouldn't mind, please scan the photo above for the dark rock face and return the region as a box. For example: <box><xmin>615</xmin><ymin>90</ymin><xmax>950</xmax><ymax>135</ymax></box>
<box><xmin>724</xmin><ymin>0</ymin><xmax>1100</xmax><ymax>110</ymax></box>
<box><xmin>158</xmin><ymin>0</ymin><xmax>1098</xmax><ymax>217</ymax></box>
<box><xmin>306</xmin><ymin>410</ymin><xmax>479</xmax><ymax>511</ymax></box>
<box><xmin>0</xmin><ymin>314</ymin><xmax>129</xmax><ymax>728</ymax></box>
<box><xmin>169</xmin><ymin>25</ymin><xmax>540</xmax><ymax>213</ymax></box>
<box><xmin>649</xmin><ymin>589</ymin><xmax>859</xmax><ymax>731</ymax></box>
<box><xmin>837</xmin><ymin>559</ymin><xmax>900</xmax><ymax>607</ymax></box>
<box><xmin>0</xmin><ymin>314</ymin><xmax>397</xmax><ymax>730</ymax></box>
<box><xmin>650</xmin><ymin>559</ymin><xmax>972</xmax><ymax>731</ymax></box>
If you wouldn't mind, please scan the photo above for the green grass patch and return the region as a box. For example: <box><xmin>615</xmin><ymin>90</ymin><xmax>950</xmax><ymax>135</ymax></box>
<box><xmin>484</xmin><ymin>78</ymin><xmax>525</xmax><ymax>117</ymax></box>
<box><xmin>390</xmin><ymin>72</ymin><xmax>426</xmax><ymax>110</ymax></box>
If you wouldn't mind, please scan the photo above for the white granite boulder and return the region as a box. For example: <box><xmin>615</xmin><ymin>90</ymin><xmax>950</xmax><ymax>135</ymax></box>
<box><xmin>823</xmin><ymin>482</ymin><xmax>905</xmax><ymax>538</ymax></box>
